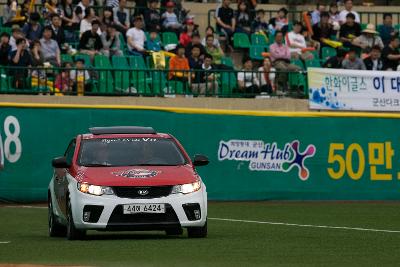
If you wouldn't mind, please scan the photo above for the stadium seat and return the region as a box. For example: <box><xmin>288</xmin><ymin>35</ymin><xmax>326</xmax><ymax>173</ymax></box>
<box><xmin>321</xmin><ymin>47</ymin><xmax>337</xmax><ymax>61</ymax></box>
<box><xmin>251</xmin><ymin>34</ymin><xmax>268</xmax><ymax>47</ymax></box>
<box><xmin>291</xmin><ymin>58</ymin><xmax>305</xmax><ymax>70</ymax></box>
<box><xmin>112</xmin><ymin>56</ymin><xmax>131</xmax><ymax>92</ymax></box>
<box><xmin>94</xmin><ymin>55</ymin><xmax>114</xmax><ymax>93</ymax></box>
<box><xmin>128</xmin><ymin>56</ymin><xmax>150</xmax><ymax>94</ymax></box>
<box><xmin>61</xmin><ymin>54</ymin><xmax>73</xmax><ymax>63</ymax></box>
<box><xmin>249</xmin><ymin>46</ymin><xmax>266</xmax><ymax>60</ymax></box>
<box><xmin>221</xmin><ymin>57</ymin><xmax>234</xmax><ymax>68</ymax></box>
<box><xmin>289</xmin><ymin>72</ymin><xmax>308</xmax><ymax>96</ymax></box>
<box><xmin>162</xmin><ymin>32</ymin><xmax>178</xmax><ymax>47</ymax></box>
<box><xmin>305</xmin><ymin>59</ymin><xmax>321</xmax><ymax>68</ymax></box>
<box><xmin>0</xmin><ymin>27</ymin><xmax>11</xmax><ymax>35</ymax></box>
<box><xmin>361</xmin><ymin>23</ymin><xmax>368</xmax><ymax>30</ymax></box>
<box><xmin>219</xmin><ymin>71</ymin><xmax>237</xmax><ymax>96</ymax></box>
<box><xmin>233</xmin><ymin>33</ymin><xmax>251</xmax><ymax>49</ymax></box>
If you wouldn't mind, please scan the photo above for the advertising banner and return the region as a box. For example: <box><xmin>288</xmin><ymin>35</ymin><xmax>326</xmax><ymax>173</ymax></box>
<box><xmin>1</xmin><ymin>105</ymin><xmax>400</xmax><ymax>202</ymax></box>
<box><xmin>308</xmin><ymin>68</ymin><xmax>400</xmax><ymax>111</ymax></box>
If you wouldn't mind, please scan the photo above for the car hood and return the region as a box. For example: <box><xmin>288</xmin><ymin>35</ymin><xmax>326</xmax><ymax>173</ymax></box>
<box><xmin>74</xmin><ymin>165</ymin><xmax>199</xmax><ymax>186</ymax></box>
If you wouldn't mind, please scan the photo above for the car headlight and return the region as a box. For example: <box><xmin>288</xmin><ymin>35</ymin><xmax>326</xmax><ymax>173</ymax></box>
<box><xmin>77</xmin><ymin>183</ymin><xmax>114</xmax><ymax>196</ymax></box>
<box><xmin>171</xmin><ymin>181</ymin><xmax>201</xmax><ymax>194</ymax></box>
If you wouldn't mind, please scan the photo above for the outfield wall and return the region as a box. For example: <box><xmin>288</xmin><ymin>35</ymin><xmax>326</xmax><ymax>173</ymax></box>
<box><xmin>1</xmin><ymin>102</ymin><xmax>400</xmax><ymax>202</ymax></box>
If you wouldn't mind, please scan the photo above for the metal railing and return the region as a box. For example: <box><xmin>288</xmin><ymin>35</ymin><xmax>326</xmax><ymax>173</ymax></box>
<box><xmin>0</xmin><ymin>66</ymin><xmax>308</xmax><ymax>98</ymax></box>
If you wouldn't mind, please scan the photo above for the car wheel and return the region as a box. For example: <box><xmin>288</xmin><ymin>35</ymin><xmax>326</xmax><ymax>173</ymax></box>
<box><xmin>48</xmin><ymin>195</ymin><xmax>66</xmax><ymax>237</ymax></box>
<box><xmin>165</xmin><ymin>227</ymin><xmax>183</xmax><ymax>236</ymax></box>
<box><xmin>187</xmin><ymin>220</ymin><xmax>207</xmax><ymax>238</ymax></box>
<box><xmin>66</xmin><ymin>199</ymin><xmax>86</xmax><ymax>240</ymax></box>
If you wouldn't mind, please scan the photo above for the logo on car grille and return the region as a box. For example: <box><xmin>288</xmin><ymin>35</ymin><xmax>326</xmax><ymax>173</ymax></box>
<box><xmin>112</xmin><ymin>169</ymin><xmax>160</xmax><ymax>178</ymax></box>
<box><xmin>137</xmin><ymin>189</ymin><xmax>149</xmax><ymax>196</ymax></box>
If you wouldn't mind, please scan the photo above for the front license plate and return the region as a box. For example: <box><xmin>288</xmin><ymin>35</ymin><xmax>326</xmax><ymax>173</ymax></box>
<box><xmin>123</xmin><ymin>204</ymin><xmax>165</xmax><ymax>214</ymax></box>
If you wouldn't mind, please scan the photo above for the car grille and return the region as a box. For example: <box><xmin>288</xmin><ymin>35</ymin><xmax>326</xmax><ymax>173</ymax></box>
<box><xmin>113</xmin><ymin>186</ymin><xmax>173</xmax><ymax>199</ymax></box>
<box><xmin>107</xmin><ymin>204</ymin><xmax>180</xmax><ymax>230</ymax></box>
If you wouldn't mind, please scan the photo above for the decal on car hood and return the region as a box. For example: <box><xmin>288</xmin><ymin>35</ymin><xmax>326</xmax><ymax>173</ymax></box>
<box><xmin>112</xmin><ymin>169</ymin><xmax>161</xmax><ymax>179</ymax></box>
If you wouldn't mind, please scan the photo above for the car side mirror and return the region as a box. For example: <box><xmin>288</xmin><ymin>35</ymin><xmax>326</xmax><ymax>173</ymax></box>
<box><xmin>52</xmin><ymin>156</ymin><xmax>71</xmax><ymax>168</ymax></box>
<box><xmin>193</xmin><ymin>154</ymin><xmax>209</xmax><ymax>166</ymax></box>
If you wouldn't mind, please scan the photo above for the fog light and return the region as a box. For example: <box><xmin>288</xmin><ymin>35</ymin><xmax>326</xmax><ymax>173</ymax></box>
<box><xmin>83</xmin><ymin>211</ymin><xmax>91</xmax><ymax>222</ymax></box>
<box><xmin>194</xmin><ymin>210</ymin><xmax>201</xmax><ymax>220</ymax></box>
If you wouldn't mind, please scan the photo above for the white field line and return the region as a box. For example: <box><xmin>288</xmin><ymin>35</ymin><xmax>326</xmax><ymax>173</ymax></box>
<box><xmin>209</xmin><ymin>217</ymin><xmax>400</xmax><ymax>234</ymax></box>
<box><xmin>3</xmin><ymin>205</ymin><xmax>46</xmax><ymax>209</ymax></box>
<box><xmin>0</xmin><ymin>241</ymin><xmax>10</xmax><ymax>244</ymax></box>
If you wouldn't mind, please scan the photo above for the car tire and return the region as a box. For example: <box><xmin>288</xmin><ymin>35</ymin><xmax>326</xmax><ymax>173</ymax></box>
<box><xmin>187</xmin><ymin>220</ymin><xmax>207</xmax><ymax>238</ymax></box>
<box><xmin>165</xmin><ymin>227</ymin><xmax>183</xmax><ymax>236</ymax></box>
<box><xmin>66</xmin><ymin>199</ymin><xmax>86</xmax><ymax>240</ymax></box>
<box><xmin>48</xmin><ymin>195</ymin><xmax>66</xmax><ymax>237</ymax></box>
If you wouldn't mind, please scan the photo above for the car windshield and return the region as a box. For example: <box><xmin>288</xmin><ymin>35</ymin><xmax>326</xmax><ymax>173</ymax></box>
<box><xmin>78</xmin><ymin>137</ymin><xmax>187</xmax><ymax>167</ymax></box>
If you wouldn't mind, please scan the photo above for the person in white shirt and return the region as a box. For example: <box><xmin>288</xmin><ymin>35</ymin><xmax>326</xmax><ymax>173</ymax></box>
<box><xmin>79</xmin><ymin>7</ymin><xmax>101</xmax><ymax>37</ymax></box>
<box><xmin>75</xmin><ymin>0</ymin><xmax>90</xmax><ymax>16</ymax></box>
<box><xmin>126</xmin><ymin>16</ymin><xmax>146</xmax><ymax>56</ymax></box>
<box><xmin>237</xmin><ymin>56</ymin><xmax>260</xmax><ymax>97</ymax></box>
<box><xmin>257</xmin><ymin>57</ymin><xmax>276</xmax><ymax>95</ymax></box>
<box><xmin>286</xmin><ymin>21</ymin><xmax>313</xmax><ymax>60</ymax></box>
<box><xmin>338</xmin><ymin>0</ymin><xmax>360</xmax><ymax>25</ymax></box>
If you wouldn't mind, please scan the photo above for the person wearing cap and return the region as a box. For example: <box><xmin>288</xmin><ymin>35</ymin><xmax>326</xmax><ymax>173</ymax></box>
<box><xmin>143</xmin><ymin>0</ymin><xmax>161</xmax><ymax>32</ymax></box>
<box><xmin>0</xmin><ymin>32</ymin><xmax>11</xmax><ymax>66</ymax></box>
<box><xmin>179</xmin><ymin>19</ymin><xmax>196</xmax><ymax>47</ymax></box>
<box><xmin>168</xmin><ymin>44</ymin><xmax>190</xmax><ymax>86</ymax></box>
<box><xmin>342</xmin><ymin>48</ymin><xmax>366</xmax><ymax>70</ymax></box>
<box><xmin>126</xmin><ymin>16</ymin><xmax>146</xmax><ymax>56</ymax></box>
<box><xmin>363</xmin><ymin>45</ymin><xmax>383</xmax><ymax>71</ymax></box>
<box><xmin>339</xmin><ymin>13</ymin><xmax>361</xmax><ymax>48</ymax></box>
<box><xmin>40</xmin><ymin>26</ymin><xmax>61</xmax><ymax>67</ymax></box>
<box><xmin>352</xmin><ymin>24</ymin><xmax>384</xmax><ymax>54</ymax></box>
<box><xmin>100</xmin><ymin>24</ymin><xmax>122</xmax><ymax>57</ymax></box>
<box><xmin>162</xmin><ymin>1</ymin><xmax>181</xmax><ymax>35</ymax></box>
<box><xmin>113</xmin><ymin>0</ymin><xmax>130</xmax><ymax>35</ymax></box>
<box><xmin>22</xmin><ymin>12</ymin><xmax>43</xmax><ymax>43</ymax></box>
<box><xmin>338</xmin><ymin>0</ymin><xmax>360</xmax><ymax>25</ymax></box>
<box><xmin>79</xmin><ymin>20</ymin><xmax>103</xmax><ymax>58</ymax></box>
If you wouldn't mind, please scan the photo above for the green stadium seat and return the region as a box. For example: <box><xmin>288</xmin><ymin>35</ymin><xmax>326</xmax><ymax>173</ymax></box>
<box><xmin>249</xmin><ymin>46</ymin><xmax>266</xmax><ymax>60</ymax></box>
<box><xmin>361</xmin><ymin>23</ymin><xmax>368</xmax><ymax>30</ymax></box>
<box><xmin>112</xmin><ymin>56</ymin><xmax>131</xmax><ymax>92</ymax></box>
<box><xmin>289</xmin><ymin>72</ymin><xmax>308</xmax><ymax>96</ymax></box>
<box><xmin>310</xmin><ymin>50</ymin><xmax>320</xmax><ymax>59</ymax></box>
<box><xmin>162</xmin><ymin>32</ymin><xmax>178</xmax><ymax>47</ymax></box>
<box><xmin>233</xmin><ymin>33</ymin><xmax>251</xmax><ymax>49</ymax></box>
<box><xmin>221</xmin><ymin>57</ymin><xmax>234</xmax><ymax>68</ymax></box>
<box><xmin>251</xmin><ymin>34</ymin><xmax>268</xmax><ymax>47</ymax></box>
<box><xmin>94</xmin><ymin>55</ymin><xmax>114</xmax><ymax>93</ymax></box>
<box><xmin>61</xmin><ymin>54</ymin><xmax>73</xmax><ymax>63</ymax></box>
<box><xmin>291</xmin><ymin>58</ymin><xmax>305</xmax><ymax>70</ymax></box>
<box><xmin>219</xmin><ymin>71</ymin><xmax>237</xmax><ymax>96</ymax></box>
<box><xmin>0</xmin><ymin>27</ymin><xmax>11</xmax><ymax>35</ymax></box>
<box><xmin>321</xmin><ymin>46</ymin><xmax>337</xmax><ymax>61</ymax></box>
<box><xmin>305</xmin><ymin>59</ymin><xmax>321</xmax><ymax>68</ymax></box>
<box><xmin>128</xmin><ymin>56</ymin><xmax>150</xmax><ymax>94</ymax></box>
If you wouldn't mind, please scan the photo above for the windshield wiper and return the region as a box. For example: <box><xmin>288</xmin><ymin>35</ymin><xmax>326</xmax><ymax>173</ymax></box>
<box><xmin>134</xmin><ymin>163</ymin><xmax>182</xmax><ymax>166</ymax></box>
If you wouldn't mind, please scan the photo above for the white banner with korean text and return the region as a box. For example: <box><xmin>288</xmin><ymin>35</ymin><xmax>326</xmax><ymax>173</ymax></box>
<box><xmin>308</xmin><ymin>68</ymin><xmax>400</xmax><ymax>111</ymax></box>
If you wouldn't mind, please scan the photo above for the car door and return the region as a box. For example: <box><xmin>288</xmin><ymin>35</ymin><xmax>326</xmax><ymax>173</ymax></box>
<box><xmin>54</xmin><ymin>139</ymin><xmax>76</xmax><ymax>218</ymax></box>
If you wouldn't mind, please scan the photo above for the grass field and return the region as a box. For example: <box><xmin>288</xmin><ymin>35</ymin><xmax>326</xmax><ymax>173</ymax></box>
<box><xmin>1</xmin><ymin>202</ymin><xmax>400</xmax><ymax>267</ymax></box>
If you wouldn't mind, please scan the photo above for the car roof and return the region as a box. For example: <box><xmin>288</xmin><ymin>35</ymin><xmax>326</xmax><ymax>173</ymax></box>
<box><xmin>81</xmin><ymin>126</ymin><xmax>171</xmax><ymax>140</ymax></box>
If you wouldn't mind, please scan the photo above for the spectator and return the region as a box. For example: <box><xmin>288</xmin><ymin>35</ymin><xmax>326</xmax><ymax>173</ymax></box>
<box><xmin>238</xmin><ymin>56</ymin><xmax>260</xmax><ymax>96</ymax></box>
<box><xmin>311</xmin><ymin>3</ymin><xmax>326</xmax><ymax>25</ymax></box>
<box><xmin>185</xmin><ymin>33</ymin><xmax>206</xmax><ymax>58</ymax></box>
<box><xmin>106</xmin><ymin>0</ymin><xmax>119</xmax><ymax>8</ymax></box>
<box><xmin>180</xmin><ymin>19</ymin><xmax>196</xmax><ymax>47</ymax></box>
<box><xmin>215</xmin><ymin>0</ymin><xmax>235</xmax><ymax>50</ymax></box>
<box><xmin>269</xmin><ymin>31</ymin><xmax>301</xmax><ymax>91</ymax></box>
<box><xmin>352</xmin><ymin>24</ymin><xmax>384</xmax><ymax>54</ymax></box>
<box><xmin>364</xmin><ymin>45</ymin><xmax>383</xmax><ymax>71</ymax></box>
<box><xmin>30</xmin><ymin>40</ymin><xmax>46</xmax><ymax>82</ymax></box>
<box><xmin>55</xmin><ymin>62</ymin><xmax>73</xmax><ymax>93</ymax></box>
<box><xmin>257</xmin><ymin>57</ymin><xmax>275</xmax><ymax>95</ymax></box>
<box><xmin>22</xmin><ymin>12</ymin><xmax>43</xmax><ymax>43</ymax></box>
<box><xmin>134</xmin><ymin>0</ymin><xmax>147</xmax><ymax>17</ymax></box>
<box><xmin>101</xmin><ymin>24</ymin><xmax>123</xmax><ymax>57</ymax></box>
<box><xmin>126</xmin><ymin>16</ymin><xmax>146</xmax><ymax>56</ymax></box>
<box><xmin>312</xmin><ymin>11</ymin><xmax>335</xmax><ymax>48</ymax></box>
<box><xmin>0</xmin><ymin>33</ymin><xmax>11</xmax><ymax>66</ymax></box>
<box><xmin>342</xmin><ymin>48</ymin><xmax>366</xmax><ymax>70</ymax></box>
<box><xmin>101</xmin><ymin>7</ymin><xmax>115</xmax><ymax>29</ymax></box>
<box><xmin>75</xmin><ymin>0</ymin><xmax>90</xmax><ymax>16</ymax></box>
<box><xmin>50</xmin><ymin>14</ymin><xmax>67</xmax><ymax>51</ymax></box>
<box><xmin>3</xmin><ymin>0</ymin><xmax>18</xmax><ymax>27</ymax></box>
<box><xmin>162</xmin><ymin>1</ymin><xmax>182</xmax><ymax>35</ymax></box>
<box><xmin>323</xmin><ymin>48</ymin><xmax>345</xmax><ymax>68</ymax></box>
<box><xmin>80</xmin><ymin>7</ymin><xmax>100</xmax><ymax>37</ymax></box>
<box><xmin>43</xmin><ymin>0</ymin><xmax>62</xmax><ymax>25</ymax></box>
<box><xmin>251</xmin><ymin>9</ymin><xmax>269</xmax><ymax>35</ymax></box>
<box><xmin>378</xmin><ymin>13</ymin><xmax>398</xmax><ymax>46</ymax></box>
<box><xmin>40</xmin><ymin>26</ymin><xmax>61</xmax><ymax>67</ymax></box>
<box><xmin>79</xmin><ymin>20</ymin><xmax>102</xmax><ymax>58</ymax></box>
<box><xmin>338</xmin><ymin>0</ymin><xmax>360</xmax><ymax>25</ymax></box>
<box><xmin>287</xmin><ymin>21</ymin><xmax>313</xmax><ymax>60</ymax></box>
<box><xmin>382</xmin><ymin>36</ymin><xmax>400</xmax><ymax>70</ymax></box>
<box><xmin>205</xmin><ymin>34</ymin><xmax>224</xmax><ymax>65</ymax></box>
<box><xmin>145</xmin><ymin>29</ymin><xmax>162</xmax><ymax>51</ymax></box>
<box><xmin>10</xmin><ymin>26</ymin><xmax>29</xmax><ymax>51</ymax></box>
<box><xmin>143</xmin><ymin>0</ymin><xmax>161</xmax><ymax>32</ymax></box>
<box><xmin>168</xmin><ymin>44</ymin><xmax>190</xmax><ymax>87</ymax></box>
<box><xmin>328</xmin><ymin>2</ymin><xmax>340</xmax><ymax>30</ymax></box>
<box><xmin>113</xmin><ymin>0</ymin><xmax>130</xmax><ymax>35</ymax></box>
<box><xmin>339</xmin><ymin>13</ymin><xmax>361</xmax><ymax>48</ymax></box>
<box><xmin>70</xmin><ymin>58</ymin><xmax>91</xmax><ymax>93</ymax></box>
<box><xmin>268</xmin><ymin>8</ymin><xmax>289</xmax><ymax>36</ymax></box>
<box><xmin>201</xmin><ymin>26</ymin><xmax>220</xmax><ymax>48</ymax></box>
<box><xmin>188</xmin><ymin>44</ymin><xmax>202</xmax><ymax>69</ymax></box>
<box><xmin>235</xmin><ymin>1</ymin><xmax>252</xmax><ymax>35</ymax></box>
<box><xmin>10</xmin><ymin>38</ymin><xmax>32</xmax><ymax>88</ymax></box>
<box><xmin>192</xmin><ymin>53</ymin><xmax>218</xmax><ymax>96</ymax></box>
<box><xmin>59</xmin><ymin>0</ymin><xmax>77</xmax><ymax>36</ymax></box>
<box><xmin>73</xmin><ymin>6</ymin><xmax>84</xmax><ymax>29</ymax></box>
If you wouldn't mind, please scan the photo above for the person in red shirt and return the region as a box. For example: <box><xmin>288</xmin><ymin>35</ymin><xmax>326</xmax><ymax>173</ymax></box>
<box><xmin>179</xmin><ymin>19</ymin><xmax>196</xmax><ymax>47</ymax></box>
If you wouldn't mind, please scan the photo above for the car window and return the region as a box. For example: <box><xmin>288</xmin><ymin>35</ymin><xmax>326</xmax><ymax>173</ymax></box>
<box><xmin>64</xmin><ymin>139</ymin><xmax>76</xmax><ymax>165</ymax></box>
<box><xmin>78</xmin><ymin>138</ymin><xmax>187</xmax><ymax>167</ymax></box>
